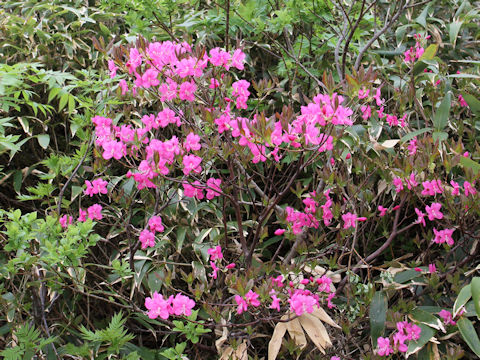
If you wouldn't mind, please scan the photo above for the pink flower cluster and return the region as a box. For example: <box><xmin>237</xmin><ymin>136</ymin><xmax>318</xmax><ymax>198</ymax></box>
<box><xmin>235</xmin><ymin>290</ymin><xmax>261</xmax><ymax>314</ymax></box>
<box><xmin>404</xmin><ymin>33</ymin><xmax>429</xmax><ymax>64</ymax></box>
<box><xmin>376</xmin><ymin>321</ymin><xmax>421</xmax><ymax>356</ymax></box>
<box><xmin>145</xmin><ymin>292</ymin><xmax>195</xmax><ymax>319</ymax></box>
<box><xmin>139</xmin><ymin>215</ymin><xmax>165</xmax><ymax>249</ymax></box>
<box><xmin>84</xmin><ymin>178</ymin><xmax>108</xmax><ymax>197</ymax></box>
<box><xmin>60</xmin><ymin>204</ymin><xmax>103</xmax><ymax>228</ymax></box>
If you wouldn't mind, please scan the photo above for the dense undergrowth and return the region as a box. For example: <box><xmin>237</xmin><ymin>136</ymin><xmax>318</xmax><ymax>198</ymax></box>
<box><xmin>0</xmin><ymin>0</ymin><xmax>480</xmax><ymax>359</ymax></box>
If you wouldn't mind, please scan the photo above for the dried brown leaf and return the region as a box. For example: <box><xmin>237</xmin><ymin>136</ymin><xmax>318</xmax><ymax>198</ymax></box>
<box><xmin>268</xmin><ymin>316</ymin><xmax>289</xmax><ymax>360</ymax></box>
<box><xmin>299</xmin><ymin>313</ymin><xmax>333</xmax><ymax>353</ymax></box>
<box><xmin>311</xmin><ymin>307</ymin><xmax>340</xmax><ymax>329</ymax></box>
<box><xmin>286</xmin><ymin>317</ymin><xmax>307</xmax><ymax>349</ymax></box>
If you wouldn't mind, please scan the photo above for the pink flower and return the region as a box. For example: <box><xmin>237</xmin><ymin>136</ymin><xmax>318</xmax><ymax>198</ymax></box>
<box><xmin>139</xmin><ymin>229</ymin><xmax>156</xmax><ymax>249</ymax></box>
<box><xmin>171</xmin><ymin>293</ymin><xmax>195</xmax><ymax>317</ymax></box>
<box><xmin>378</xmin><ymin>206</ymin><xmax>388</xmax><ymax>217</ymax></box>
<box><xmin>342</xmin><ymin>212</ymin><xmax>367</xmax><ymax>229</ymax></box>
<box><xmin>108</xmin><ymin>59</ymin><xmax>117</xmax><ymax>78</ymax></box>
<box><xmin>77</xmin><ymin>208</ymin><xmax>87</xmax><ymax>222</ymax></box>
<box><xmin>450</xmin><ymin>180</ymin><xmax>460</xmax><ymax>196</ymax></box>
<box><xmin>376</xmin><ymin>337</ymin><xmax>393</xmax><ymax>356</ymax></box>
<box><xmin>183</xmin><ymin>132</ymin><xmax>201</xmax><ymax>152</ymax></box>
<box><xmin>408</xmin><ymin>137</ymin><xmax>418</xmax><ymax>156</ymax></box>
<box><xmin>331</xmin><ymin>357</ymin><xmax>341</xmax><ymax>360</ymax></box>
<box><xmin>270</xmin><ymin>291</ymin><xmax>281</xmax><ymax>312</ymax></box>
<box><xmin>358</xmin><ymin>87</ymin><xmax>369</xmax><ymax>99</ymax></box>
<box><xmin>288</xmin><ymin>290</ymin><xmax>318</xmax><ymax>316</ymax></box>
<box><xmin>207</xmin><ymin>245</ymin><xmax>223</xmax><ymax>261</ymax></box>
<box><xmin>206</xmin><ymin>178</ymin><xmax>222</xmax><ymax>200</ymax></box>
<box><xmin>271</xmin><ymin>275</ymin><xmax>284</xmax><ymax>288</ymax></box>
<box><xmin>393</xmin><ymin>332</ymin><xmax>408</xmax><ymax>353</ymax></box>
<box><xmin>84</xmin><ymin>178</ymin><xmax>108</xmax><ymax>197</ymax></box>
<box><xmin>406</xmin><ymin>173</ymin><xmax>418</xmax><ymax>189</ymax></box>
<box><xmin>393</xmin><ymin>177</ymin><xmax>404</xmax><ymax>193</ymax></box>
<box><xmin>182</xmin><ymin>155</ymin><xmax>202</xmax><ymax>175</ymax></box>
<box><xmin>119</xmin><ymin>79</ymin><xmax>128</xmax><ymax>95</ymax></box>
<box><xmin>183</xmin><ymin>181</ymin><xmax>204</xmax><ymax>200</ymax></box>
<box><xmin>209</xmin><ymin>77</ymin><xmax>220</xmax><ymax>89</ymax></box>
<box><xmin>274</xmin><ymin>229</ymin><xmax>286</xmax><ymax>235</ymax></box>
<box><xmin>231</xmin><ymin>48</ymin><xmax>246</xmax><ymax>70</ymax></box>
<box><xmin>141</xmin><ymin>68</ymin><xmax>159</xmax><ymax>88</ymax></box>
<box><xmin>414</xmin><ymin>208</ymin><xmax>426</xmax><ymax>226</ymax></box>
<box><xmin>360</xmin><ymin>105</ymin><xmax>372</xmax><ymax>119</ymax></box>
<box><xmin>234</xmin><ymin>295</ymin><xmax>248</xmax><ymax>314</ymax></box>
<box><xmin>425</xmin><ymin>202</ymin><xmax>443</xmax><ymax>221</ymax></box>
<box><xmin>316</xmin><ymin>275</ymin><xmax>332</xmax><ymax>293</ymax></box>
<box><xmin>225</xmin><ymin>263</ymin><xmax>236</xmax><ymax>269</ymax></box>
<box><xmin>59</xmin><ymin>215</ymin><xmax>73</xmax><ymax>228</ymax></box>
<box><xmin>148</xmin><ymin>216</ymin><xmax>164</xmax><ymax>233</ymax></box>
<box><xmin>432</xmin><ymin>228</ymin><xmax>455</xmax><ymax>246</ymax></box>
<box><xmin>458</xmin><ymin>94</ymin><xmax>468</xmax><ymax>107</ymax></box>
<box><xmin>245</xmin><ymin>290</ymin><xmax>261</xmax><ymax>307</ymax></box>
<box><xmin>178</xmin><ymin>80</ymin><xmax>197</xmax><ymax>102</ymax></box>
<box><xmin>210</xmin><ymin>261</ymin><xmax>219</xmax><ymax>279</ymax></box>
<box><xmin>464</xmin><ymin>181</ymin><xmax>476</xmax><ymax>196</ymax></box>
<box><xmin>428</xmin><ymin>263</ymin><xmax>437</xmax><ymax>274</ymax></box>
<box><xmin>439</xmin><ymin>309</ymin><xmax>456</xmax><ymax>326</ymax></box>
<box><xmin>145</xmin><ymin>292</ymin><xmax>171</xmax><ymax>320</ymax></box>
<box><xmin>327</xmin><ymin>292</ymin><xmax>336</xmax><ymax>309</ymax></box>
<box><xmin>87</xmin><ymin>204</ymin><xmax>103</xmax><ymax>220</ymax></box>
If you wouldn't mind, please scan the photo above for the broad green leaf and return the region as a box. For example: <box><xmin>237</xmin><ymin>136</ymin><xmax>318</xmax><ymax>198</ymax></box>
<box><xmin>58</xmin><ymin>92</ymin><xmax>68</xmax><ymax>112</ymax></box>
<box><xmin>471</xmin><ymin>277</ymin><xmax>480</xmax><ymax>319</ymax></box>
<box><xmin>457</xmin><ymin>317</ymin><xmax>480</xmax><ymax>357</ymax></box>
<box><xmin>47</xmin><ymin>87</ymin><xmax>61</xmax><ymax>103</ymax></box>
<box><xmin>449</xmin><ymin>21</ymin><xmax>463</xmax><ymax>48</ymax></box>
<box><xmin>401</xmin><ymin>127</ymin><xmax>432</xmax><ymax>143</ymax></box>
<box><xmin>37</xmin><ymin>134</ymin><xmax>50</xmax><ymax>149</ymax></box>
<box><xmin>370</xmin><ymin>291</ymin><xmax>387</xmax><ymax>347</ymax></box>
<box><xmin>433</xmin><ymin>92</ymin><xmax>451</xmax><ymax>131</ymax></box>
<box><xmin>432</xmin><ymin>131</ymin><xmax>448</xmax><ymax>143</ymax></box>
<box><xmin>394</xmin><ymin>269</ymin><xmax>423</xmax><ymax>284</ymax></box>
<box><xmin>176</xmin><ymin>227</ymin><xmax>187</xmax><ymax>252</ymax></box>
<box><xmin>463</xmin><ymin>94</ymin><xmax>480</xmax><ymax>115</ymax></box>
<box><xmin>447</xmin><ymin>74</ymin><xmax>480</xmax><ymax>79</ymax></box>
<box><xmin>460</xmin><ymin>157</ymin><xmax>480</xmax><ymax>175</ymax></box>
<box><xmin>415</xmin><ymin>4</ymin><xmax>431</xmax><ymax>28</ymax></box>
<box><xmin>406</xmin><ymin>324</ymin><xmax>435</xmax><ymax>357</ymax></box>
<box><xmin>413</xmin><ymin>44</ymin><xmax>438</xmax><ymax>75</ymax></box>
<box><xmin>454</xmin><ymin>284</ymin><xmax>472</xmax><ymax>317</ymax></box>
<box><xmin>410</xmin><ymin>308</ymin><xmax>445</xmax><ymax>331</ymax></box>
<box><xmin>68</xmin><ymin>95</ymin><xmax>75</xmax><ymax>114</ymax></box>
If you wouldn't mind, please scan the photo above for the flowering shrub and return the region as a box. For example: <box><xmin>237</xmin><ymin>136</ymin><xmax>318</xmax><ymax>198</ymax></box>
<box><xmin>1</xmin><ymin>1</ymin><xmax>480</xmax><ymax>359</ymax></box>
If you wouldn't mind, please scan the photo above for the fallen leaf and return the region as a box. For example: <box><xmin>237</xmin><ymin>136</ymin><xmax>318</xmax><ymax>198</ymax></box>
<box><xmin>268</xmin><ymin>318</ymin><xmax>288</xmax><ymax>360</ymax></box>
<box><xmin>286</xmin><ymin>317</ymin><xmax>307</xmax><ymax>349</ymax></box>
<box><xmin>299</xmin><ymin>313</ymin><xmax>332</xmax><ymax>353</ymax></box>
<box><xmin>311</xmin><ymin>307</ymin><xmax>340</xmax><ymax>329</ymax></box>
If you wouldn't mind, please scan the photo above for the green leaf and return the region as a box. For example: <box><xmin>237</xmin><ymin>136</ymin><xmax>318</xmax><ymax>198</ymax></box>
<box><xmin>410</xmin><ymin>308</ymin><xmax>445</xmax><ymax>331</ymax></box>
<box><xmin>415</xmin><ymin>4</ymin><xmax>431</xmax><ymax>28</ymax></box>
<box><xmin>447</xmin><ymin>74</ymin><xmax>480</xmax><ymax>79</ymax></box>
<box><xmin>370</xmin><ymin>291</ymin><xmax>387</xmax><ymax>347</ymax></box>
<box><xmin>463</xmin><ymin>94</ymin><xmax>480</xmax><ymax>115</ymax></box>
<box><xmin>68</xmin><ymin>95</ymin><xmax>75</xmax><ymax>114</ymax></box>
<box><xmin>460</xmin><ymin>157</ymin><xmax>480</xmax><ymax>175</ymax></box>
<box><xmin>449</xmin><ymin>21</ymin><xmax>463</xmax><ymax>48</ymax></box>
<box><xmin>433</xmin><ymin>92</ymin><xmax>452</xmax><ymax>131</ymax></box>
<box><xmin>457</xmin><ymin>317</ymin><xmax>480</xmax><ymax>357</ymax></box>
<box><xmin>406</xmin><ymin>323</ymin><xmax>435</xmax><ymax>357</ymax></box>
<box><xmin>58</xmin><ymin>92</ymin><xmax>68</xmax><ymax>112</ymax></box>
<box><xmin>454</xmin><ymin>284</ymin><xmax>472</xmax><ymax>317</ymax></box>
<box><xmin>413</xmin><ymin>44</ymin><xmax>438</xmax><ymax>75</ymax></box>
<box><xmin>176</xmin><ymin>227</ymin><xmax>187</xmax><ymax>253</ymax></box>
<box><xmin>37</xmin><ymin>134</ymin><xmax>50</xmax><ymax>149</ymax></box>
<box><xmin>471</xmin><ymin>277</ymin><xmax>480</xmax><ymax>319</ymax></box>
<box><xmin>432</xmin><ymin>131</ymin><xmax>448</xmax><ymax>143</ymax></box>
<box><xmin>401</xmin><ymin>127</ymin><xmax>432</xmax><ymax>143</ymax></box>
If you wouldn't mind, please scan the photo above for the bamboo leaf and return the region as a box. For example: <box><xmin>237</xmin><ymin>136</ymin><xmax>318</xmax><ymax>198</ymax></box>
<box><xmin>370</xmin><ymin>291</ymin><xmax>387</xmax><ymax>347</ymax></box>
<box><xmin>457</xmin><ymin>317</ymin><xmax>480</xmax><ymax>357</ymax></box>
